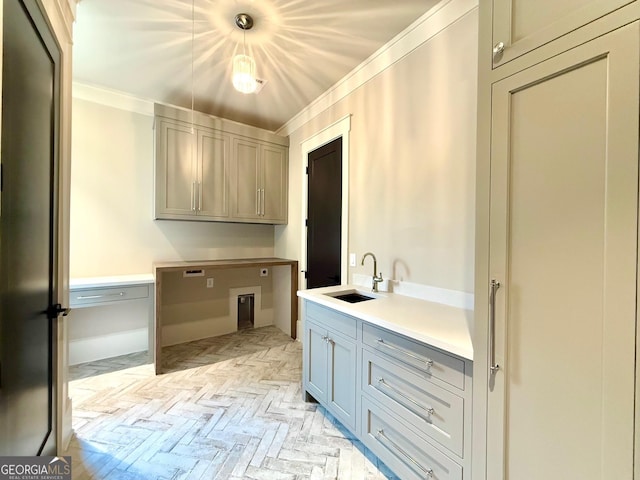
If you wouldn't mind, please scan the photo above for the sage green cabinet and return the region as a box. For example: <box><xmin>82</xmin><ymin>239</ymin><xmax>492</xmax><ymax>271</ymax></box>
<box><xmin>231</xmin><ymin>138</ymin><xmax>287</xmax><ymax>224</ymax></box>
<box><xmin>154</xmin><ymin>103</ymin><xmax>288</xmax><ymax>224</ymax></box>
<box><xmin>198</xmin><ymin>129</ymin><xmax>230</xmax><ymax>219</ymax></box>
<box><xmin>485</xmin><ymin>24</ymin><xmax>639</xmax><ymax>480</ymax></box>
<box><xmin>303</xmin><ymin>304</ymin><xmax>358</xmax><ymax>432</ymax></box>
<box><xmin>155</xmin><ymin>118</ymin><xmax>231</xmax><ymax>221</ymax></box>
<box><xmin>477</xmin><ymin>0</ymin><xmax>640</xmax><ymax>474</ymax></box>
<box><xmin>154</xmin><ymin>119</ymin><xmax>198</xmax><ymax>218</ymax></box>
<box><xmin>302</xmin><ymin>299</ymin><xmax>473</xmax><ymax>480</ymax></box>
<box><xmin>491</xmin><ymin>0</ymin><xmax>635</xmax><ymax>68</ymax></box>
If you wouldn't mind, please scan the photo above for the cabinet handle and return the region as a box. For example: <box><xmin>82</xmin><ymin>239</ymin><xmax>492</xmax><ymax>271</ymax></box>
<box><xmin>489</xmin><ymin>279</ymin><xmax>501</xmax><ymax>375</ymax></box>
<box><xmin>197</xmin><ymin>181</ymin><xmax>202</xmax><ymax>211</ymax></box>
<box><xmin>376</xmin><ymin>429</ymin><xmax>433</xmax><ymax>478</ymax></box>
<box><xmin>376</xmin><ymin>338</ymin><xmax>434</xmax><ymax>369</ymax></box>
<box><xmin>377</xmin><ymin>377</ymin><xmax>435</xmax><ymax>417</ymax></box>
<box><xmin>191</xmin><ymin>181</ymin><xmax>196</xmax><ymax>211</ymax></box>
<box><xmin>493</xmin><ymin>41</ymin><xmax>505</xmax><ymax>57</ymax></box>
<box><xmin>260</xmin><ymin>188</ymin><xmax>265</xmax><ymax>216</ymax></box>
<box><xmin>77</xmin><ymin>292</ymin><xmax>125</xmax><ymax>300</ymax></box>
<box><xmin>256</xmin><ymin>188</ymin><xmax>260</xmax><ymax>215</ymax></box>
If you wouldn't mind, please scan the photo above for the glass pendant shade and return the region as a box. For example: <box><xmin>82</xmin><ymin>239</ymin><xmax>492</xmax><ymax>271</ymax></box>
<box><xmin>232</xmin><ymin>54</ymin><xmax>257</xmax><ymax>94</ymax></box>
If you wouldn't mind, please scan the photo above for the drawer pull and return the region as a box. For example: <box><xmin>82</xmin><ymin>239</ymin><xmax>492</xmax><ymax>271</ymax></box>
<box><xmin>76</xmin><ymin>292</ymin><xmax>126</xmax><ymax>300</ymax></box>
<box><xmin>376</xmin><ymin>338</ymin><xmax>434</xmax><ymax>368</ymax></box>
<box><xmin>377</xmin><ymin>377</ymin><xmax>435</xmax><ymax>417</ymax></box>
<box><xmin>376</xmin><ymin>429</ymin><xmax>433</xmax><ymax>478</ymax></box>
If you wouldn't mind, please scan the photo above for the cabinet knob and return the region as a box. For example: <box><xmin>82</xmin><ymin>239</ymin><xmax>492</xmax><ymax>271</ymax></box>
<box><xmin>493</xmin><ymin>41</ymin><xmax>505</xmax><ymax>60</ymax></box>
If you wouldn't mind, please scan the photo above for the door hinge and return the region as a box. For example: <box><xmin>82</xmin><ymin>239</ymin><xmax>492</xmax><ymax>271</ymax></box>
<box><xmin>305</xmin><ymin>218</ymin><xmax>308</xmax><ymax>227</ymax></box>
<box><xmin>305</xmin><ymin>166</ymin><xmax>309</xmax><ymax>175</ymax></box>
<box><xmin>1</xmin><ymin>163</ymin><xmax>3</xmax><ymax>192</ymax></box>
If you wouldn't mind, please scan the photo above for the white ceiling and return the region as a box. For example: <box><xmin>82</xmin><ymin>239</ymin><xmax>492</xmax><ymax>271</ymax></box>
<box><xmin>73</xmin><ymin>0</ymin><xmax>440</xmax><ymax>131</ymax></box>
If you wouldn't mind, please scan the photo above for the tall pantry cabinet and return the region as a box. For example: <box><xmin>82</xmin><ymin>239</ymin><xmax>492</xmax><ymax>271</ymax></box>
<box><xmin>474</xmin><ymin>2</ymin><xmax>640</xmax><ymax>480</ymax></box>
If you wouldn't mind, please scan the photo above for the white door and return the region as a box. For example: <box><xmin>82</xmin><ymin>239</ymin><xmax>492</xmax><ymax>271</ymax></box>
<box><xmin>487</xmin><ymin>23</ymin><xmax>638</xmax><ymax>480</ymax></box>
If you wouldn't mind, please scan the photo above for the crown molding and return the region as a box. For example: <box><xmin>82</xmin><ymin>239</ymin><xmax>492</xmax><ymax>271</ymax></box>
<box><xmin>275</xmin><ymin>0</ymin><xmax>478</xmax><ymax>136</ymax></box>
<box><xmin>72</xmin><ymin>82</ymin><xmax>155</xmax><ymax>116</ymax></box>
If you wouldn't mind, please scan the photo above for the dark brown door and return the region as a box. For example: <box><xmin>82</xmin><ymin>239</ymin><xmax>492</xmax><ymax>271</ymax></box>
<box><xmin>0</xmin><ymin>0</ymin><xmax>61</xmax><ymax>455</ymax></box>
<box><xmin>306</xmin><ymin>138</ymin><xmax>342</xmax><ymax>288</ymax></box>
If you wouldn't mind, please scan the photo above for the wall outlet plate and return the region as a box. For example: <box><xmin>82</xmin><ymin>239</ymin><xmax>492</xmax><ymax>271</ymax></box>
<box><xmin>206</xmin><ymin>278</ymin><xmax>214</xmax><ymax>288</ymax></box>
<box><xmin>349</xmin><ymin>253</ymin><xmax>356</xmax><ymax>267</ymax></box>
<box><xmin>260</xmin><ymin>268</ymin><xmax>269</xmax><ymax>277</ymax></box>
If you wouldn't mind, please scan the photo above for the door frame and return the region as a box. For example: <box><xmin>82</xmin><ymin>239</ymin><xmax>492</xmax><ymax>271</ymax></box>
<box><xmin>300</xmin><ymin>115</ymin><xmax>351</xmax><ymax>289</ymax></box>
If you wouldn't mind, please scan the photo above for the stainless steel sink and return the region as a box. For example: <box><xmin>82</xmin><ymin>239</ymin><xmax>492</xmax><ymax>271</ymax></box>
<box><xmin>332</xmin><ymin>292</ymin><xmax>375</xmax><ymax>303</ymax></box>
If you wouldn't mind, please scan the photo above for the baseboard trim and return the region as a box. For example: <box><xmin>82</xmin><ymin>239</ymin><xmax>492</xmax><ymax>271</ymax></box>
<box><xmin>69</xmin><ymin>328</ymin><xmax>148</xmax><ymax>365</ymax></box>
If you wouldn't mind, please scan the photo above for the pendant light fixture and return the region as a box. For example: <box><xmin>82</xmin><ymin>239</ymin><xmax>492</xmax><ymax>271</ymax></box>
<box><xmin>232</xmin><ymin>13</ymin><xmax>257</xmax><ymax>94</ymax></box>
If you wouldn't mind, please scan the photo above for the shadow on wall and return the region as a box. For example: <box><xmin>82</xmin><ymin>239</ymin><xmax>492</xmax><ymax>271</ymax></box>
<box><xmin>391</xmin><ymin>258</ymin><xmax>411</xmax><ymax>283</ymax></box>
<box><xmin>153</xmin><ymin>220</ymin><xmax>275</xmax><ymax>261</ymax></box>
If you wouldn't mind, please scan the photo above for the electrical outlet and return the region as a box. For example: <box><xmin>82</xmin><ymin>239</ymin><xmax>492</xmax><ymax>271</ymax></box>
<box><xmin>206</xmin><ymin>278</ymin><xmax>214</xmax><ymax>288</ymax></box>
<box><xmin>260</xmin><ymin>268</ymin><xmax>269</xmax><ymax>277</ymax></box>
<box><xmin>349</xmin><ymin>253</ymin><xmax>356</xmax><ymax>267</ymax></box>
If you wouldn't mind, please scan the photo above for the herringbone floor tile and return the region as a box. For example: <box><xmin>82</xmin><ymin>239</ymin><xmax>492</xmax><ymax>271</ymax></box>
<box><xmin>66</xmin><ymin>326</ymin><xmax>398</xmax><ymax>480</ymax></box>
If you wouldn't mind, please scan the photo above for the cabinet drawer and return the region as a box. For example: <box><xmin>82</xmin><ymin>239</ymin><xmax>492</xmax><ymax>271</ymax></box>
<box><xmin>362</xmin><ymin>348</ymin><xmax>464</xmax><ymax>456</ymax></box>
<box><xmin>305</xmin><ymin>301</ymin><xmax>357</xmax><ymax>339</ymax></box>
<box><xmin>361</xmin><ymin>396</ymin><xmax>462</xmax><ymax>480</ymax></box>
<box><xmin>70</xmin><ymin>285</ymin><xmax>149</xmax><ymax>308</ymax></box>
<box><xmin>362</xmin><ymin>323</ymin><xmax>465</xmax><ymax>390</ymax></box>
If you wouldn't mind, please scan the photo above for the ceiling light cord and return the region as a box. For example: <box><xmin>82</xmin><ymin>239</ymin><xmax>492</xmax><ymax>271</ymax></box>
<box><xmin>190</xmin><ymin>0</ymin><xmax>195</xmax><ymax>133</ymax></box>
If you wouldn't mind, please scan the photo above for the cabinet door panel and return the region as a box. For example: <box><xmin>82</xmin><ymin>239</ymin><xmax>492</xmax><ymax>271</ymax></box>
<box><xmin>305</xmin><ymin>322</ymin><xmax>328</xmax><ymax>403</ymax></box>
<box><xmin>487</xmin><ymin>24</ymin><xmax>638</xmax><ymax>480</ymax></box>
<box><xmin>155</xmin><ymin>120</ymin><xmax>195</xmax><ymax>217</ymax></box>
<box><xmin>232</xmin><ymin>138</ymin><xmax>260</xmax><ymax>220</ymax></box>
<box><xmin>198</xmin><ymin>129</ymin><xmax>230</xmax><ymax>219</ymax></box>
<box><xmin>328</xmin><ymin>333</ymin><xmax>357</xmax><ymax>430</ymax></box>
<box><xmin>492</xmin><ymin>0</ymin><xmax>634</xmax><ymax>67</ymax></box>
<box><xmin>261</xmin><ymin>144</ymin><xmax>287</xmax><ymax>223</ymax></box>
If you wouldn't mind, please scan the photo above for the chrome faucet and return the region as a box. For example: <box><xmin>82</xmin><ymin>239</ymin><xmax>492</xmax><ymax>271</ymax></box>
<box><xmin>361</xmin><ymin>252</ymin><xmax>383</xmax><ymax>292</ymax></box>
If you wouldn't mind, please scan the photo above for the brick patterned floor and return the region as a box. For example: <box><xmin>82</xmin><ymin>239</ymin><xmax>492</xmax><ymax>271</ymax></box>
<box><xmin>65</xmin><ymin>326</ymin><xmax>397</xmax><ymax>480</ymax></box>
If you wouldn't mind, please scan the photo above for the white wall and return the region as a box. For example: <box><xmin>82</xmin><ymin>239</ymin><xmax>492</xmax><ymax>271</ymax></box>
<box><xmin>276</xmin><ymin>1</ymin><xmax>478</xmax><ymax>297</ymax></box>
<box><xmin>70</xmin><ymin>98</ymin><xmax>275</xmax><ymax>278</ymax></box>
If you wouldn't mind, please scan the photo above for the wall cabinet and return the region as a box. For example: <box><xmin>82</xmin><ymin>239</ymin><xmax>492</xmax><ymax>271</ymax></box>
<box><xmin>154</xmin><ymin>104</ymin><xmax>288</xmax><ymax>224</ymax></box>
<box><xmin>155</xmin><ymin>119</ymin><xmax>230</xmax><ymax>220</ymax></box>
<box><xmin>231</xmin><ymin>138</ymin><xmax>287</xmax><ymax>224</ymax></box>
<box><xmin>476</xmin><ymin>2</ymin><xmax>640</xmax><ymax>479</ymax></box>
<box><xmin>491</xmin><ymin>0</ymin><xmax>635</xmax><ymax>68</ymax></box>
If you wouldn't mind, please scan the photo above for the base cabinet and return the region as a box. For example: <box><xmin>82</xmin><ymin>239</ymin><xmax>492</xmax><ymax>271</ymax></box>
<box><xmin>361</xmin><ymin>396</ymin><xmax>462</xmax><ymax>480</ymax></box>
<box><xmin>302</xmin><ymin>300</ymin><xmax>472</xmax><ymax>480</ymax></box>
<box><xmin>304</xmin><ymin>311</ymin><xmax>357</xmax><ymax>431</ymax></box>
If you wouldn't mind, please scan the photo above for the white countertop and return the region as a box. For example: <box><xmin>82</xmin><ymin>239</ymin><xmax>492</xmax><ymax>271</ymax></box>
<box><xmin>70</xmin><ymin>274</ymin><xmax>155</xmax><ymax>289</ymax></box>
<box><xmin>297</xmin><ymin>285</ymin><xmax>474</xmax><ymax>360</ymax></box>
